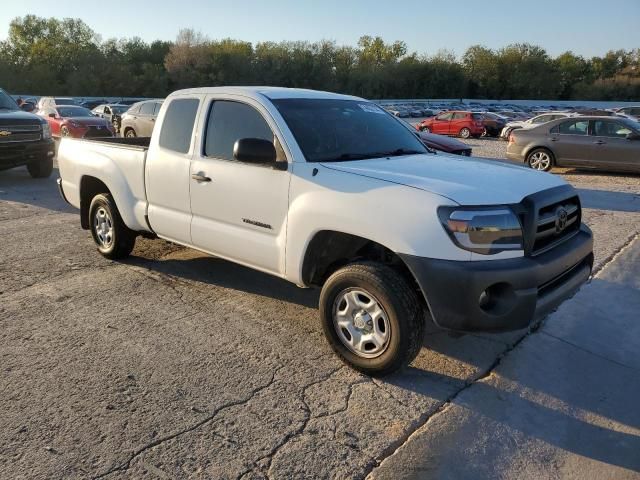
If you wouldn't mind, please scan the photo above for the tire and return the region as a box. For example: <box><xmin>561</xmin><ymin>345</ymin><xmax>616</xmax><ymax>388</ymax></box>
<box><xmin>26</xmin><ymin>156</ymin><xmax>53</xmax><ymax>178</ymax></box>
<box><xmin>481</xmin><ymin>127</ymin><xmax>488</xmax><ymax>137</ymax></box>
<box><xmin>421</xmin><ymin>126</ymin><xmax>430</xmax><ymax>133</ymax></box>
<box><xmin>319</xmin><ymin>262</ymin><xmax>424</xmax><ymax>376</ymax></box>
<box><xmin>125</xmin><ymin>128</ymin><xmax>136</xmax><ymax>138</ymax></box>
<box><xmin>88</xmin><ymin>193</ymin><xmax>136</xmax><ymax>259</ymax></box>
<box><xmin>60</xmin><ymin>126</ymin><xmax>70</xmax><ymax>137</ymax></box>
<box><xmin>459</xmin><ymin>127</ymin><xmax>471</xmax><ymax>139</ymax></box>
<box><xmin>526</xmin><ymin>148</ymin><xmax>554</xmax><ymax>172</ymax></box>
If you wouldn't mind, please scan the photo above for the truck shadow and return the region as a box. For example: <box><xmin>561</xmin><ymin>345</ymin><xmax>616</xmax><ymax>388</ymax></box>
<box><xmin>126</xmin><ymin>252</ymin><xmax>321</xmax><ymax>309</ymax></box>
<box><xmin>577</xmin><ymin>188</ymin><xmax>640</xmax><ymax>213</ymax></box>
<box><xmin>0</xmin><ymin>166</ymin><xmax>74</xmax><ymax>214</ymax></box>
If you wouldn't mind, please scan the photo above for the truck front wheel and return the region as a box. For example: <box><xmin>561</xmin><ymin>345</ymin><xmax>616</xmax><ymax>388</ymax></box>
<box><xmin>319</xmin><ymin>262</ymin><xmax>424</xmax><ymax>376</ymax></box>
<box><xmin>27</xmin><ymin>156</ymin><xmax>53</xmax><ymax>178</ymax></box>
<box><xmin>89</xmin><ymin>193</ymin><xmax>136</xmax><ymax>259</ymax></box>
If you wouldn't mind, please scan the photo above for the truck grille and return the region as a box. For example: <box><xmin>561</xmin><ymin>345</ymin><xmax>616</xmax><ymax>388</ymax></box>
<box><xmin>532</xmin><ymin>195</ymin><xmax>581</xmax><ymax>255</ymax></box>
<box><xmin>0</xmin><ymin>125</ymin><xmax>41</xmax><ymax>143</ymax></box>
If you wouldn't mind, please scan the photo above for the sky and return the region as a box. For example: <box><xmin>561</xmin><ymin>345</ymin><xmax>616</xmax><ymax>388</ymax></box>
<box><xmin>1</xmin><ymin>0</ymin><xmax>639</xmax><ymax>59</ymax></box>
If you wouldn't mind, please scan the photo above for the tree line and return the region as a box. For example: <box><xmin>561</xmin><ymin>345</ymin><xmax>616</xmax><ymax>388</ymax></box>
<box><xmin>1</xmin><ymin>15</ymin><xmax>638</xmax><ymax>101</ymax></box>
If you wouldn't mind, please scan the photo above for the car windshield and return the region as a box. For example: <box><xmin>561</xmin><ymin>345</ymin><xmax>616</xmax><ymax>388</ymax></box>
<box><xmin>110</xmin><ymin>105</ymin><xmax>129</xmax><ymax>113</ymax></box>
<box><xmin>272</xmin><ymin>98</ymin><xmax>428</xmax><ymax>162</ymax></box>
<box><xmin>58</xmin><ymin>106</ymin><xmax>93</xmax><ymax>118</ymax></box>
<box><xmin>0</xmin><ymin>90</ymin><xmax>19</xmax><ymax>111</ymax></box>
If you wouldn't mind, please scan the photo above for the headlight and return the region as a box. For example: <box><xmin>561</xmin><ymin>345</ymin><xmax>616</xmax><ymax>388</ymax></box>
<box><xmin>439</xmin><ymin>206</ymin><xmax>523</xmax><ymax>255</ymax></box>
<box><xmin>41</xmin><ymin>123</ymin><xmax>51</xmax><ymax>139</ymax></box>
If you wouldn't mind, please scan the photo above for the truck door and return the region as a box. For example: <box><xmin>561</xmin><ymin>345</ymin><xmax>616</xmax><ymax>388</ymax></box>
<box><xmin>145</xmin><ymin>96</ymin><xmax>201</xmax><ymax>244</ymax></box>
<box><xmin>189</xmin><ymin>97</ymin><xmax>291</xmax><ymax>275</ymax></box>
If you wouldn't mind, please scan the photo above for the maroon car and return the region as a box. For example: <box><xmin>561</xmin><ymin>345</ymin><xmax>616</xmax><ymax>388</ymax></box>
<box><xmin>418</xmin><ymin>132</ymin><xmax>472</xmax><ymax>156</ymax></box>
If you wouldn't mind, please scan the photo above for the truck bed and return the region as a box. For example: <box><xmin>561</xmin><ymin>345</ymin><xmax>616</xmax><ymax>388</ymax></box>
<box><xmin>57</xmin><ymin>135</ymin><xmax>151</xmax><ymax>232</ymax></box>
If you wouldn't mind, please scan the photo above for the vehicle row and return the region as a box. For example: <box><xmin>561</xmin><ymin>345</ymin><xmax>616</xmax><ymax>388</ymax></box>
<box><xmin>13</xmin><ymin>96</ymin><xmax>165</xmax><ymax>140</ymax></box>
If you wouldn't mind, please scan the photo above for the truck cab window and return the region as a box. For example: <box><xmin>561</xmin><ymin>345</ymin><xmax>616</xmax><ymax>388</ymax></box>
<box><xmin>205</xmin><ymin>100</ymin><xmax>274</xmax><ymax>161</ymax></box>
<box><xmin>158</xmin><ymin>98</ymin><xmax>199</xmax><ymax>153</ymax></box>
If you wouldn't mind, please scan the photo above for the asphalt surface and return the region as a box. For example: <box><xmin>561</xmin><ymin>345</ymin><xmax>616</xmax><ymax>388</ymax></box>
<box><xmin>1</xmin><ymin>150</ymin><xmax>639</xmax><ymax>479</ymax></box>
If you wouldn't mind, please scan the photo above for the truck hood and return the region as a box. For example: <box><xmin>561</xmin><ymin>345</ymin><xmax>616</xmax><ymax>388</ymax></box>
<box><xmin>320</xmin><ymin>154</ymin><xmax>566</xmax><ymax>205</ymax></box>
<box><xmin>0</xmin><ymin>109</ymin><xmax>46</xmax><ymax>126</ymax></box>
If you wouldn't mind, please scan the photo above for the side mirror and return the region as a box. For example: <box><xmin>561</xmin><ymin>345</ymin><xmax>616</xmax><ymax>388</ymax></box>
<box><xmin>626</xmin><ymin>132</ymin><xmax>640</xmax><ymax>140</ymax></box>
<box><xmin>233</xmin><ymin>138</ymin><xmax>285</xmax><ymax>169</ymax></box>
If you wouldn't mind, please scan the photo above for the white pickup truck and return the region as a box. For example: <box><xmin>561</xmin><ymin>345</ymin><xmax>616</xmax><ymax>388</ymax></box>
<box><xmin>58</xmin><ymin>87</ymin><xmax>593</xmax><ymax>375</ymax></box>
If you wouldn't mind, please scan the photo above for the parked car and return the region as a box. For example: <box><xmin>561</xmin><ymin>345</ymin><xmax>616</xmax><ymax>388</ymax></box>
<box><xmin>418</xmin><ymin>132</ymin><xmax>472</xmax><ymax>156</ymax></box>
<box><xmin>37</xmin><ymin>96</ymin><xmax>78</xmax><ymax>110</ymax></box>
<box><xmin>507</xmin><ymin>116</ymin><xmax>640</xmax><ymax>173</ymax></box>
<box><xmin>416</xmin><ymin>111</ymin><xmax>485</xmax><ymax>138</ymax></box>
<box><xmin>92</xmin><ymin>104</ymin><xmax>130</xmax><ymax>133</ymax></box>
<box><xmin>80</xmin><ymin>99</ymin><xmax>108</xmax><ymax>111</ymax></box>
<box><xmin>38</xmin><ymin>105</ymin><xmax>115</xmax><ymax>139</ymax></box>
<box><xmin>0</xmin><ymin>88</ymin><xmax>55</xmax><ymax>178</ymax></box>
<box><xmin>57</xmin><ymin>86</ymin><xmax>593</xmax><ymax>376</ymax></box>
<box><xmin>119</xmin><ymin>99</ymin><xmax>163</xmax><ymax>137</ymax></box>
<box><xmin>116</xmin><ymin>99</ymin><xmax>145</xmax><ymax>106</ymax></box>
<box><xmin>500</xmin><ymin>112</ymin><xmax>575</xmax><ymax>140</ymax></box>
<box><xmin>613</xmin><ymin>106</ymin><xmax>640</xmax><ymax>120</ymax></box>
<box><xmin>480</xmin><ymin>112</ymin><xmax>508</xmax><ymax>137</ymax></box>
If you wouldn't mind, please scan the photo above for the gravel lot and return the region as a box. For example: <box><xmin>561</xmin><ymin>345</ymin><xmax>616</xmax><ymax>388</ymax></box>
<box><xmin>1</xmin><ymin>148</ymin><xmax>639</xmax><ymax>479</ymax></box>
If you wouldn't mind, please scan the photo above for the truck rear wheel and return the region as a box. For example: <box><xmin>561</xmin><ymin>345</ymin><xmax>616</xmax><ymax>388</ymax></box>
<box><xmin>89</xmin><ymin>193</ymin><xmax>136</xmax><ymax>259</ymax></box>
<box><xmin>27</xmin><ymin>156</ymin><xmax>53</xmax><ymax>178</ymax></box>
<box><xmin>319</xmin><ymin>262</ymin><xmax>424</xmax><ymax>376</ymax></box>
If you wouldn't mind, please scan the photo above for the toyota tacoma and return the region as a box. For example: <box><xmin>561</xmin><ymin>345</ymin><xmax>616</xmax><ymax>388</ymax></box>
<box><xmin>57</xmin><ymin>87</ymin><xmax>593</xmax><ymax>375</ymax></box>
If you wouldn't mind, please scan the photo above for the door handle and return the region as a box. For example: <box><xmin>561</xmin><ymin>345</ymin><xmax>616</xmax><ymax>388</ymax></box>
<box><xmin>191</xmin><ymin>172</ymin><xmax>211</xmax><ymax>182</ymax></box>
<box><xmin>593</xmin><ymin>140</ymin><xmax>606</xmax><ymax>145</ymax></box>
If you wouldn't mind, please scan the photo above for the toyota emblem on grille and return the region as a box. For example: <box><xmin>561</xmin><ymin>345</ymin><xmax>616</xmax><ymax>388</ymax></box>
<box><xmin>0</xmin><ymin>130</ymin><xmax>12</xmax><ymax>136</ymax></box>
<box><xmin>555</xmin><ymin>207</ymin><xmax>568</xmax><ymax>233</ymax></box>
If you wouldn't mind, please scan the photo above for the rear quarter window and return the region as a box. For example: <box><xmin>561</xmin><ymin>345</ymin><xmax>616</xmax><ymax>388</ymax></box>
<box><xmin>158</xmin><ymin>98</ymin><xmax>199</xmax><ymax>154</ymax></box>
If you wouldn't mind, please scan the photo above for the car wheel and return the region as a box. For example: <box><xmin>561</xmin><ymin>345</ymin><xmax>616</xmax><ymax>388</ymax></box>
<box><xmin>319</xmin><ymin>262</ymin><xmax>424</xmax><ymax>376</ymax></box>
<box><xmin>526</xmin><ymin>148</ymin><xmax>554</xmax><ymax>172</ymax></box>
<box><xmin>60</xmin><ymin>126</ymin><xmax>70</xmax><ymax>137</ymax></box>
<box><xmin>481</xmin><ymin>127</ymin><xmax>488</xmax><ymax>137</ymax></box>
<box><xmin>26</xmin><ymin>156</ymin><xmax>53</xmax><ymax>178</ymax></box>
<box><xmin>459</xmin><ymin>127</ymin><xmax>471</xmax><ymax>139</ymax></box>
<box><xmin>89</xmin><ymin>193</ymin><xmax>136</xmax><ymax>259</ymax></box>
<box><xmin>421</xmin><ymin>126</ymin><xmax>430</xmax><ymax>133</ymax></box>
<box><xmin>125</xmin><ymin>128</ymin><xmax>137</xmax><ymax>138</ymax></box>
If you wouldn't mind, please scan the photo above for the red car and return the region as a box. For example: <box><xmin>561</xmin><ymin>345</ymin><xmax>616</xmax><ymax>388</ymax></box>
<box><xmin>38</xmin><ymin>105</ymin><xmax>115</xmax><ymax>139</ymax></box>
<box><xmin>416</xmin><ymin>111</ymin><xmax>484</xmax><ymax>138</ymax></box>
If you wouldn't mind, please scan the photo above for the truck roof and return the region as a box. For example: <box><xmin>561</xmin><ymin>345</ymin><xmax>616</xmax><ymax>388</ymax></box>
<box><xmin>169</xmin><ymin>86</ymin><xmax>363</xmax><ymax>102</ymax></box>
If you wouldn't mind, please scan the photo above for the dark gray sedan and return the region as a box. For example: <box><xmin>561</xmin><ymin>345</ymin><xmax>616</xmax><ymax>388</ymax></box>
<box><xmin>506</xmin><ymin>116</ymin><xmax>640</xmax><ymax>173</ymax></box>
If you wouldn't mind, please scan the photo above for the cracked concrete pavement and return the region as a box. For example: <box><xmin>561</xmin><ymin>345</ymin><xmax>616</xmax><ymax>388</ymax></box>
<box><xmin>1</xmin><ymin>162</ymin><xmax>639</xmax><ymax>479</ymax></box>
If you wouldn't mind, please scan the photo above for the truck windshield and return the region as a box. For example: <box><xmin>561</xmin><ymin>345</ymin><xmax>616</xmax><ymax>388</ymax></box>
<box><xmin>0</xmin><ymin>90</ymin><xmax>19</xmax><ymax>111</ymax></box>
<box><xmin>272</xmin><ymin>98</ymin><xmax>428</xmax><ymax>162</ymax></box>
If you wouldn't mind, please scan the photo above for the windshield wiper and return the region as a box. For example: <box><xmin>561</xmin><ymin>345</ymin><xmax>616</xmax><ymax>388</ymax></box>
<box><xmin>376</xmin><ymin>148</ymin><xmax>425</xmax><ymax>157</ymax></box>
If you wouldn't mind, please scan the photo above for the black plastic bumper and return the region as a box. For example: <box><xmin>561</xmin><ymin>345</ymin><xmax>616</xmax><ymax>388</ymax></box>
<box><xmin>400</xmin><ymin>224</ymin><xmax>593</xmax><ymax>332</ymax></box>
<box><xmin>0</xmin><ymin>138</ymin><xmax>55</xmax><ymax>170</ymax></box>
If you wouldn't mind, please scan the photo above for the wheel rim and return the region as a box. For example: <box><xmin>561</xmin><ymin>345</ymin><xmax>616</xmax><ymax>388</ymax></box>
<box><xmin>126</xmin><ymin>130</ymin><xmax>135</xmax><ymax>137</ymax></box>
<box><xmin>481</xmin><ymin>128</ymin><xmax>488</xmax><ymax>137</ymax></box>
<box><xmin>333</xmin><ymin>288</ymin><xmax>390</xmax><ymax>359</ymax></box>
<box><xmin>424</xmin><ymin>127</ymin><xmax>430</xmax><ymax>133</ymax></box>
<box><xmin>94</xmin><ymin>207</ymin><xmax>114</xmax><ymax>248</ymax></box>
<box><xmin>529</xmin><ymin>151</ymin><xmax>551</xmax><ymax>170</ymax></box>
<box><xmin>61</xmin><ymin>127</ymin><xmax>69</xmax><ymax>137</ymax></box>
<box><xmin>460</xmin><ymin>128</ymin><xmax>470</xmax><ymax>138</ymax></box>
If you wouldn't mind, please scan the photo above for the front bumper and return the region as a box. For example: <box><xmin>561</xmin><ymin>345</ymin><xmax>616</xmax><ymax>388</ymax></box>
<box><xmin>0</xmin><ymin>138</ymin><xmax>55</xmax><ymax>170</ymax></box>
<box><xmin>400</xmin><ymin>224</ymin><xmax>593</xmax><ymax>332</ymax></box>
